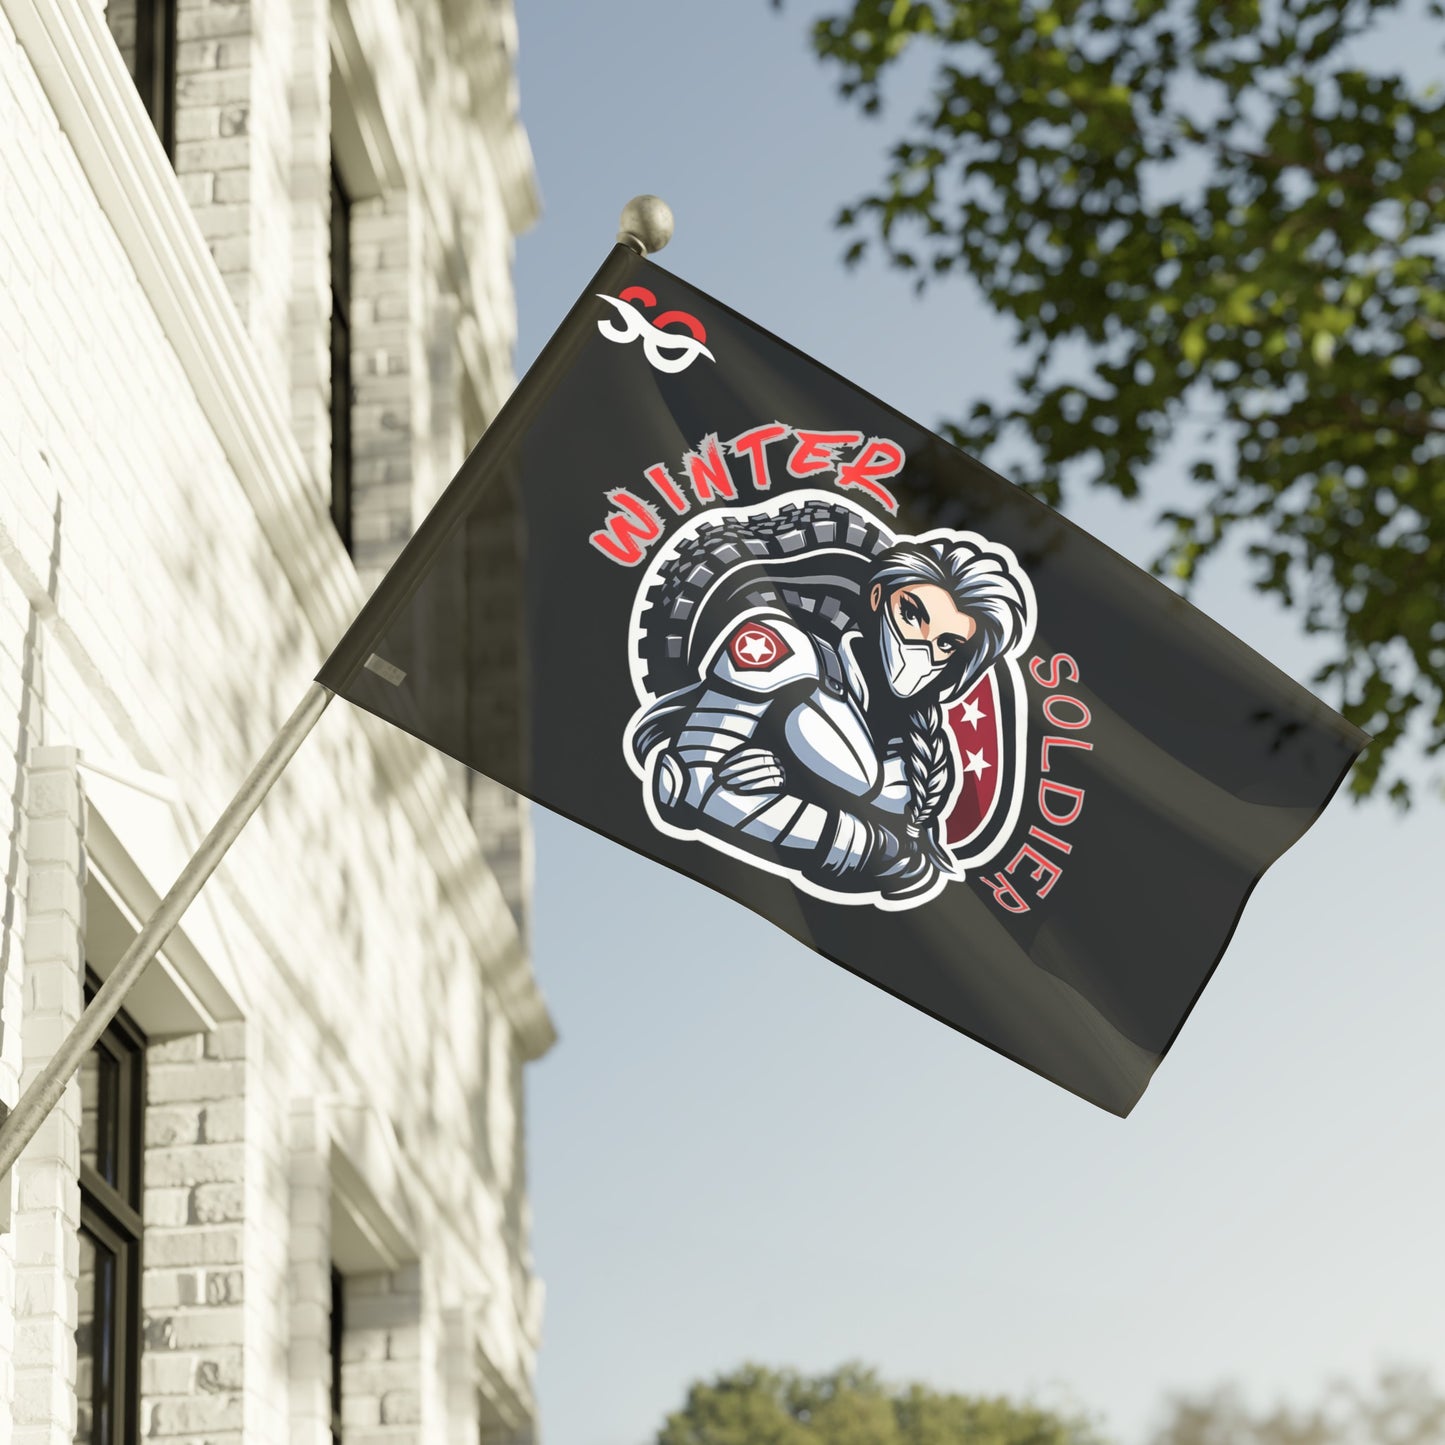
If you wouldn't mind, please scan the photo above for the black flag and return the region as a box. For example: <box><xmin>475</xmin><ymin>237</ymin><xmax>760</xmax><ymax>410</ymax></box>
<box><xmin>319</xmin><ymin>246</ymin><xmax>1366</xmax><ymax>1115</ymax></box>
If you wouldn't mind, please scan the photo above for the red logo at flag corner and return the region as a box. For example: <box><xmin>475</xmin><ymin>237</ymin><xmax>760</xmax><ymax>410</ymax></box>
<box><xmin>728</xmin><ymin>622</ymin><xmax>791</xmax><ymax>671</ymax></box>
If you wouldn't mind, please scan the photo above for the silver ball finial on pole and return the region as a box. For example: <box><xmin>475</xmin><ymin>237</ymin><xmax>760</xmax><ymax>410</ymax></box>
<box><xmin>618</xmin><ymin>195</ymin><xmax>675</xmax><ymax>257</ymax></box>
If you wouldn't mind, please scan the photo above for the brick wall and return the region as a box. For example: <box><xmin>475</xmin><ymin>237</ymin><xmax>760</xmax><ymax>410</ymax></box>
<box><xmin>0</xmin><ymin>527</ymin><xmax>40</xmax><ymax>1431</ymax></box>
<box><xmin>286</xmin><ymin>1104</ymin><xmax>332</xmax><ymax>1445</ymax></box>
<box><xmin>287</xmin><ymin>0</ymin><xmax>332</xmax><ymax>487</ymax></box>
<box><xmin>141</xmin><ymin>1026</ymin><xmax>248</xmax><ymax>1439</ymax></box>
<box><xmin>101</xmin><ymin>0</ymin><xmax>136</xmax><ymax>75</ymax></box>
<box><xmin>341</xmin><ymin>197</ymin><xmax>533</xmax><ymax>929</ymax></box>
<box><xmin>173</xmin><ymin>0</ymin><xmax>293</xmax><ymax>409</ymax></box>
<box><xmin>0</xmin><ymin>0</ymin><xmax>546</xmax><ymax>1435</ymax></box>
<box><xmin>349</xmin><ymin>187</ymin><xmax>424</xmax><ymax>591</ymax></box>
<box><xmin>12</xmin><ymin>749</ymin><xmax>85</xmax><ymax>1445</ymax></box>
<box><xmin>340</xmin><ymin>1266</ymin><xmax>427</xmax><ymax>1442</ymax></box>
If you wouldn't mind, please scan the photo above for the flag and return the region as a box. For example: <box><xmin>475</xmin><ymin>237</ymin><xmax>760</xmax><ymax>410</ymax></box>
<box><xmin>319</xmin><ymin>245</ymin><xmax>1367</xmax><ymax>1115</ymax></box>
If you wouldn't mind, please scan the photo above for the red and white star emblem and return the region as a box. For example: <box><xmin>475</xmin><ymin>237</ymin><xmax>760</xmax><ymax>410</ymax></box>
<box><xmin>957</xmin><ymin>696</ymin><xmax>987</xmax><ymax>728</ymax></box>
<box><xmin>727</xmin><ymin>622</ymin><xmax>791</xmax><ymax>671</ymax></box>
<box><xmin>963</xmin><ymin>747</ymin><xmax>991</xmax><ymax>778</ymax></box>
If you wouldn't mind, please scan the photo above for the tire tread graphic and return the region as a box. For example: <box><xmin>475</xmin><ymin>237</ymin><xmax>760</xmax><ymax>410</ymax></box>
<box><xmin>635</xmin><ymin>500</ymin><xmax>892</xmax><ymax>698</ymax></box>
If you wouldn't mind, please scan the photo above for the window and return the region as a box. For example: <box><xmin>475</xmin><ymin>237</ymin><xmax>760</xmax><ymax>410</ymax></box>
<box><xmin>103</xmin><ymin>0</ymin><xmax>177</xmax><ymax>156</ymax></box>
<box><xmin>330</xmin><ymin>1266</ymin><xmax>345</xmax><ymax>1444</ymax></box>
<box><xmin>330</xmin><ymin>158</ymin><xmax>354</xmax><ymax>552</ymax></box>
<box><xmin>76</xmin><ymin>972</ymin><xmax>145</xmax><ymax>1445</ymax></box>
<box><xmin>330</xmin><ymin>1271</ymin><xmax>343</xmax><ymax>1439</ymax></box>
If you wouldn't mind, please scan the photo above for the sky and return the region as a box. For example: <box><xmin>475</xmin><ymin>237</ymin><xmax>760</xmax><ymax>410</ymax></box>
<box><xmin>509</xmin><ymin>6</ymin><xmax>1445</xmax><ymax>1444</ymax></box>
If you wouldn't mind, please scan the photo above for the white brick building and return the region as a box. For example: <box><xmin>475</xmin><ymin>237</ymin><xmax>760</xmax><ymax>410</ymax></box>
<box><xmin>0</xmin><ymin>0</ymin><xmax>553</xmax><ymax>1435</ymax></box>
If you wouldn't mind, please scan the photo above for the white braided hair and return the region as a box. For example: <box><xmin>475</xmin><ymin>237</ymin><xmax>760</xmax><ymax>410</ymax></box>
<box><xmin>868</xmin><ymin>540</ymin><xmax>1032</xmax><ymax>871</ymax></box>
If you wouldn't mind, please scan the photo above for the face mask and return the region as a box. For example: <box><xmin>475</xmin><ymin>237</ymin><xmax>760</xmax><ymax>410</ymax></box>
<box><xmin>879</xmin><ymin>601</ymin><xmax>947</xmax><ymax>698</ymax></box>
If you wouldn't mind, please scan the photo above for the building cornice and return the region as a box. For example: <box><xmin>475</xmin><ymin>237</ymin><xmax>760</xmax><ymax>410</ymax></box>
<box><xmin>438</xmin><ymin>0</ymin><xmax>540</xmax><ymax>234</ymax></box>
<box><xmin>2</xmin><ymin>0</ymin><xmax>556</xmax><ymax>1060</ymax></box>
<box><xmin>332</xmin><ymin>0</ymin><xmax>537</xmax><ymax>425</ymax></box>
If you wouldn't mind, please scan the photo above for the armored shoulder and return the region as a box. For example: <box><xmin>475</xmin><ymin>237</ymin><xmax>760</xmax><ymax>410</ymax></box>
<box><xmin>708</xmin><ymin>616</ymin><xmax>825</xmax><ymax>694</ymax></box>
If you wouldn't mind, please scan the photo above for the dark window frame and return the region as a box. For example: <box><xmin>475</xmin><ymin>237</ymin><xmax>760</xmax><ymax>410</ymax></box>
<box><xmin>330</xmin><ymin>1265</ymin><xmax>345</xmax><ymax>1444</ymax></box>
<box><xmin>77</xmin><ymin>969</ymin><xmax>146</xmax><ymax>1445</ymax></box>
<box><xmin>330</xmin><ymin>158</ymin><xmax>354</xmax><ymax>553</ymax></box>
<box><xmin>135</xmin><ymin>0</ymin><xmax>178</xmax><ymax>157</ymax></box>
<box><xmin>105</xmin><ymin>0</ymin><xmax>177</xmax><ymax>158</ymax></box>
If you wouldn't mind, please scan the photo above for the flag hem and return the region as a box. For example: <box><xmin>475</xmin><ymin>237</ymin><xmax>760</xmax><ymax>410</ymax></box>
<box><xmin>316</xmin><ymin>246</ymin><xmax>642</xmax><ymax>694</ymax></box>
<box><xmin>1148</xmin><ymin>735</ymin><xmax>1368</xmax><ymax>1079</ymax></box>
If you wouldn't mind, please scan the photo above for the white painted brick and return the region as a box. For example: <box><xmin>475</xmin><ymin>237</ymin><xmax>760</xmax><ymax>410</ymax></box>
<box><xmin>147</xmin><ymin>1061</ymin><xmax>245</xmax><ymax>1101</ymax></box>
<box><xmin>206</xmin><ymin>232</ymin><xmax>251</xmax><ymax>272</ymax></box>
<box><xmin>148</xmin><ymin>1392</ymin><xmax>243</xmax><ymax>1433</ymax></box>
<box><xmin>145</xmin><ymin>1143</ymin><xmax>245</xmax><ymax>1187</ymax></box>
<box><xmin>202</xmin><ymin>1022</ymin><xmax>246</xmax><ymax>1059</ymax></box>
<box><xmin>144</xmin><ymin>1188</ymin><xmax>192</xmax><ymax>1228</ymax></box>
<box><xmin>142</xmin><ymin>1268</ymin><xmax>203</xmax><ymax>1309</ymax></box>
<box><xmin>341</xmin><ymin>1330</ymin><xmax>387</xmax><ymax>1364</ymax></box>
<box><xmin>2</xmin><ymin>0</ymin><xmax>543</xmax><ymax>1433</ymax></box>
<box><xmin>195</xmin><ymin>1346</ymin><xmax>243</xmax><ymax>1390</ymax></box>
<box><xmin>201</xmin><ymin>1098</ymin><xmax>246</xmax><ymax>1141</ymax></box>
<box><xmin>12</xmin><ymin>1315</ymin><xmax>70</xmax><ymax>1370</ymax></box>
<box><xmin>140</xmin><ymin>1352</ymin><xmax>197</xmax><ymax>1395</ymax></box>
<box><xmin>174</xmin><ymin>135</ymin><xmax>250</xmax><ymax>173</ymax></box>
<box><xmin>21</xmin><ymin>953</ymin><xmax>80</xmax><ymax>1013</ymax></box>
<box><xmin>175</xmin><ymin>2</ymin><xmax>250</xmax><ymax>41</ymax></box>
<box><xmin>176</xmin><ymin>68</ymin><xmax>249</xmax><ymax>105</ymax></box>
<box><xmin>144</xmin><ymin>1227</ymin><xmax>243</xmax><ymax>1267</ymax></box>
<box><xmin>146</xmin><ymin>1104</ymin><xmax>205</xmax><ymax>1146</ymax></box>
<box><xmin>161</xmin><ymin>1308</ymin><xmax>245</xmax><ymax>1350</ymax></box>
<box><xmin>14</xmin><ymin>1268</ymin><xmax>67</xmax><ymax>1320</ymax></box>
<box><xmin>175</xmin><ymin>103</ymin><xmax>222</xmax><ymax>141</ymax></box>
<box><xmin>13</xmin><ymin>1363</ymin><xmax>70</xmax><ymax>1425</ymax></box>
<box><xmin>21</xmin><ymin>819</ymin><xmax>80</xmax><ymax>870</ymax></box>
<box><xmin>341</xmin><ymin>1393</ymin><xmax>383</xmax><ymax>1427</ymax></box>
<box><xmin>19</xmin><ymin>1011</ymin><xmax>82</xmax><ymax>1068</ymax></box>
<box><xmin>175</xmin><ymin>36</ymin><xmax>222</xmax><ymax>72</ymax></box>
<box><xmin>24</xmin><ymin>771</ymin><xmax>80</xmax><ymax>821</ymax></box>
<box><xmin>214</xmin><ymin>167</ymin><xmax>250</xmax><ymax>202</ymax></box>
<box><xmin>190</xmin><ymin>1181</ymin><xmax>244</xmax><ymax>1223</ymax></box>
<box><xmin>148</xmin><ymin>1035</ymin><xmax>205</xmax><ymax>1064</ymax></box>
<box><xmin>9</xmin><ymin>1212</ymin><xmax>68</xmax><ymax>1270</ymax></box>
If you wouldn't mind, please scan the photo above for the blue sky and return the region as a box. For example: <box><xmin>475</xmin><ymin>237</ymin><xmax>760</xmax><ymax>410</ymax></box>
<box><xmin>510</xmin><ymin>6</ymin><xmax>1445</xmax><ymax>1444</ymax></box>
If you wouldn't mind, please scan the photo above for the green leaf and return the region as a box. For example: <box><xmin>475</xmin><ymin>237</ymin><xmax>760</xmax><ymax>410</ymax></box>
<box><xmin>808</xmin><ymin>0</ymin><xmax>1445</xmax><ymax>800</ymax></box>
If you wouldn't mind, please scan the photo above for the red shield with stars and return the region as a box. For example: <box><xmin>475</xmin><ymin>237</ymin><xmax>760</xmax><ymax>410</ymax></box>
<box><xmin>944</xmin><ymin>673</ymin><xmax>1011</xmax><ymax>854</ymax></box>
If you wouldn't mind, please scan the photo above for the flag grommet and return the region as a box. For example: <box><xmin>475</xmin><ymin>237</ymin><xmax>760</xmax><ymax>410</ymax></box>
<box><xmin>364</xmin><ymin>654</ymin><xmax>407</xmax><ymax>687</ymax></box>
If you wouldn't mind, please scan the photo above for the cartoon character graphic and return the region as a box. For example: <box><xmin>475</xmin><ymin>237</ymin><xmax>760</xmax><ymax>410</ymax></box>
<box><xmin>623</xmin><ymin>493</ymin><xmax>1038</xmax><ymax>909</ymax></box>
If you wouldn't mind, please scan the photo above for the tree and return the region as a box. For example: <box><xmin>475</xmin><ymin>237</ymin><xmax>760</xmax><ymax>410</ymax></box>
<box><xmin>652</xmin><ymin>1362</ymin><xmax>1105</xmax><ymax>1445</ymax></box>
<box><xmin>651</xmin><ymin>1365</ymin><xmax>1445</xmax><ymax>1445</ymax></box>
<box><xmin>1152</xmin><ymin>1369</ymin><xmax>1445</xmax><ymax>1445</ymax></box>
<box><xmin>788</xmin><ymin>0</ymin><xmax>1445</xmax><ymax>798</ymax></box>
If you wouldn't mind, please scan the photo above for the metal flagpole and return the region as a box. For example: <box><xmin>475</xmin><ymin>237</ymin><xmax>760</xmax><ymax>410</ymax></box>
<box><xmin>0</xmin><ymin>681</ymin><xmax>332</xmax><ymax>1181</ymax></box>
<box><xmin>0</xmin><ymin>197</ymin><xmax>673</xmax><ymax>1183</ymax></box>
